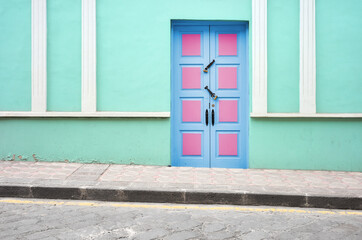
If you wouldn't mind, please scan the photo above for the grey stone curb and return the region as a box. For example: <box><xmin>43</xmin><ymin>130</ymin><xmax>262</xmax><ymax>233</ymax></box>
<box><xmin>0</xmin><ymin>185</ymin><xmax>361</xmax><ymax>210</ymax></box>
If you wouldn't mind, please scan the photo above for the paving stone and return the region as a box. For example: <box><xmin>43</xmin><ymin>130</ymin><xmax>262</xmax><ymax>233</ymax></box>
<box><xmin>163</xmin><ymin>230</ymin><xmax>200</xmax><ymax>240</ymax></box>
<box><xmin>134</xmin><ymin>228</ymin><xmax>169</xmax><ymax>240</ymax></box>
<box><xmin>0</xmin><ymin>161</ymin><xmax>361</xmax><ymax>210</ymax></box>
<box><xmin>205</xmin><ymin>230</ymin><xmax>235</xmax><ymax>240</ymax></box>
<box><xmin>167</xmin><ymin>219</ymin><xmax>202</xmax><ymax>231</ymax></box>
<box><xmin>203</xmin><ymin>222</ymin><xmax>226</xmax><ymax>233</ymax></box>
<box><xmin>22</xmin><ymin>228</ymin><xmax>65</xmax><ymax>240</ymax></box>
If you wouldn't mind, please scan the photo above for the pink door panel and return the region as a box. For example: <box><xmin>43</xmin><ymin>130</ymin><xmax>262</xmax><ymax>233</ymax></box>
<box><xmin>218</xmin><ymin>34</ymin><xmax>237</xmax><ymax>56</ymax></box>
<box><xmin>182</xmin><ymin>133</ymin><xmax>202</xmax><ymax>156</ymax></box>
<box><xmin>182</xmin><ymin>34</ymin><xmax>201</xmax><ymax>56</ymax></box>
<box><xmin>182</xmin><ymin>67</ymin><xmax>201</xmax><ymax>89</ymax></box>
<box><xmin>218</xmin><ymin>67</ymin><xmax>238</xmax><ymax>89</ymax></box>
<box><xmin>218</xmin><ymin>133</ymin><xmax>238</xmax><ymax>156</ymax></box>
<box><xmin>219</xmin><ymin>100</ymin><xmax>238</xmax><ymax>122</ymax></box>
<box><xmin>182</xmin><ymin>100</ymin><xmax>201</xmax><ymax>122</ymax></box>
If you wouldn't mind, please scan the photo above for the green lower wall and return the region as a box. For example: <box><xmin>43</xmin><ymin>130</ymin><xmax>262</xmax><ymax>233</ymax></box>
<box><xmin>250</xmin><ymin>119</ymin><xmax>362</xmax><ymax>171</ymax></box>
<box><xmin>2</xmin><ymin>118</ymin><xmax>361</xmax><ymax>171</ymax></box>
<box><xmin>0</xmin><ymin>119</ymin><xmax>170</xmax><ymax>165</ymax></box>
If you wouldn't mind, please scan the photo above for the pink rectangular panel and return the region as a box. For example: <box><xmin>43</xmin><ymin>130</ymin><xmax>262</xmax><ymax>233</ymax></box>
<box><xmin>218</xmin><ymin>67</ymin><xmax>237</xmax><ymax>89</ymax></box>
<box><xmin>219</xmin><ymin>34</ymin><xmax>237</xmax><ymax>56</ymax></box>
<box><xmin>219</xmin><ymin>100</ymin><xmax>238</xmax><ymax>122</ymax></box>
<box><xmin>182</xmin><ymin>100</ymin><xmax>201</xmax><ymax>122</ymax></box>
<box><xmin>183</xmin><ymin>133</ymin><xmax>202</xmax><ymax>155</ymax></box>
<box><xmin>219</xmin><ymin>134</ymin><xmax>238</xmax><ymax>156</ymax></box>
<box><xmin>182</xmin><ymin>67</ymin><xmax>201</xmax><ymax>89</ymax></box>
<box><xmin>182</xmin><ymin>34</ymin><xmax>201</xmax><ymax>56</ymax></box>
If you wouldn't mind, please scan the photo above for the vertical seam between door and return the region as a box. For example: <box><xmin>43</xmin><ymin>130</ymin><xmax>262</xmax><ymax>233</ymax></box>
<box><xmin>208</xmin><ymin>25</ymin><xmax>211</xmax><ymax>168</ymax></box>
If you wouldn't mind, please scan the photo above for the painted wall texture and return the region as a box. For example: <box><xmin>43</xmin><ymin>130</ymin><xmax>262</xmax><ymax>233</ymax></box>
<box><xmin>250</xmin><ymin>0</ymin><xmax>362</xmax><ymax>171</ymax></box>
<box><xmin>316</xmin><ymin>0</ymin><xmax>362</xmax><ymax>113</ymax></box>
<box><xmin>267</xmin><ymin>0</ymin><xmax>299</xmax><ymax>113</ymax></box>
<box><xmin>0</xmin><ymin>0</ymin><xmax>361</xmax><ymax>171</ymax></box>
<box><xmin>0</xmin><ymin>0</ymin><xmax>31</xmax><ymax>111</ymax></box>
<box><xmin>0</xmin><ymin>118</ymin><xmax>170</xmax><ymax>165</ymax></box>
<box><xmin>96</xmin><ymin>0</ymin><xmax>251</xmax><ymax>112</ymax></box>
<box><xmin>249</xmin><ymin>119</ymin><xmax>362</xmax><ymax>171</ymax></box>
<box><xmin>0</xmin><ymin>0</ymin><xmax>251</xmax><ymax>166</ymax></box>
<box><xmin>47</xmin><ymin>0</ymin><xmax>81</xmax><ymax>111</ymax></box>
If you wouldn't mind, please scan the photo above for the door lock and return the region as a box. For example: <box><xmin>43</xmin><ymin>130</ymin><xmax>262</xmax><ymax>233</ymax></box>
<box><xmin>204</xmin><ymin>86</ymin><xmax>218</xmax><ymax>100</ymax></box>
<box><xmin>203</xmin><ymin>59</ymin><xmax>215</xmax><ymax>73</ymax></box>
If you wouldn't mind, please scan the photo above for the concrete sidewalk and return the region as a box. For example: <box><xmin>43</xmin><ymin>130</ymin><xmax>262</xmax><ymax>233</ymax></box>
<box><xmin>0</xmin><ymin>161</ymin><xmax>361</xmax><ymax>210</ymax></box>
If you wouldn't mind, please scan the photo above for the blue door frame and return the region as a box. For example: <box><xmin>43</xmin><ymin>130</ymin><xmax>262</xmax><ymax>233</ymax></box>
<box><xmin>171</xmin><ymin>21</ymin><xmax>249</xmax><ymax>168</ymax></box>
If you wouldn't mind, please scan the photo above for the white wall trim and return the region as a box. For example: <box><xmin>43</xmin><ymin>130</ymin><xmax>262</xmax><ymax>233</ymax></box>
<box><xmin>300</xmin><ymin>0</ymin><xmax>316</xmax><ymax>113</ymax></box>
<box><xmin>252</xmin><ymin>0</ymin><xmax>268</xmax><ymax>114</ymax></box>
<box><xmin>0</xmin><ymin>112</ymin><xmax>170</xmax><ymax>118</ymax></box>
<box><xmin>31</xmin><ymin>0</ymin><xmax>47</xmax><ymax>112</ymax></box>
<box><xmin>250</xmin><ymin>113</ymin><xmax>362</xmax><ymax>118</ymax></box>
<box><xmin>81</xmin><ymin>0</ymin><xmax>97</xmax><ymax>112</ymax></box>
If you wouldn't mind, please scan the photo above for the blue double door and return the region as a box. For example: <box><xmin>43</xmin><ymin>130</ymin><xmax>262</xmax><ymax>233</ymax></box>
<box><xmin>171</xmin><ymin>22</ymin><xmax>248</xmax><ymax>168</ymax></box>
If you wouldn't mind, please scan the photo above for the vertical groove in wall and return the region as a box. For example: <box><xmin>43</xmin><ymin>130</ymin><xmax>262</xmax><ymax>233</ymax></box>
<box><xmin>300</xmin><ymin>0</ymin><xmax>316</xmax><ymax>113</ymax></box>
<box><xmin>81</xmin><ymin>0</ymin><xmax>97</xmax><ymax>112</ymax></box>
<box><xmin>252</xmin><ymin>0</ymin><xmax>267</xmax><ymax>114</ymax></box>
<box><xmin>31</xmin><ymin>0</ymin><xmax>47</xmax><ymax>112</ymax></box>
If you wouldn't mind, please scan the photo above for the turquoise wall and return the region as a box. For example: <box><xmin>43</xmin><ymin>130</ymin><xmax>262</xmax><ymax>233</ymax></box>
<box><xmin>0</xmin><ymin>0</ymin><xmax>31</xmax><ymax>111</ymax></box>
<box><xmin>250</xmin><ymin>119</ymin><xmax>362</xmax><ymax>171</ymax></box>
<box><xmin>0</xmin><ymin>0</ymin><xmax>251</xmax><ymax>165</ymax></box>
<box><xmin>0</xmin><ymin>118</ymin><xmax>170</xmax><ymax>165</ymax></box>
<box><xmin>316</xmin><ymin>0</ymin><xmax>362</xmax><ymax>113</ymax></box>
<box><xmin>96</xmin><ymin>0</ymin><xmax>251</xmax><ymax>111</ymax></box>
<box><xmin>0</xmin><ymin>0</ymin><xmax>361</xmax><ymax>171</ymax></box>
<box><xmin>249</xmin><ymin>0</ymin><xmax>362</xmax><ymax>171</ymax></box>
<box><xmin>267</xmin><ymin>0</ymin><xmax>299</xmax><ymax>113</ymax></box>
<box><xmin>47</xmin><ymin>0</ymin><xmax>81</xmax><ymax>111</ymax></box>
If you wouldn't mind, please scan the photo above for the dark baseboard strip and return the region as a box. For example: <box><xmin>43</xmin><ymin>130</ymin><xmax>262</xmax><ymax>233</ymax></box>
<box><xmin>0</xmin><ymin>186</ymin><xmax>360</xmax><ymax>210</ymax></box>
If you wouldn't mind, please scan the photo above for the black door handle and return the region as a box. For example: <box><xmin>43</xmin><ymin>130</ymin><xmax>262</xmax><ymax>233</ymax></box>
<box><xmin>212</xmin><ymin>109</ymin><xmax>215</xmax><ymax>126</ymax></box>
<box><xmin>204</xmin><ymin>86</ymin><xmax>218</xmax><ymax>100</ymax></box>
<box><xmin>203</xmin><ymin>59</ymin><xmax>215</xmax><ymax>73</ymax></box>
<box><xmin>205</xmin><ymin>109</ymin><xmax>208</xmax><ymax>126</ymax></box>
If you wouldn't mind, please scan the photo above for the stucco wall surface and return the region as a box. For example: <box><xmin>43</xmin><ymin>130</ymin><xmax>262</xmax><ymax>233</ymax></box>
<box><xmin>0</xmin><ymin>0</ymin><xmax>361</xmax><ymax>171</ymax></box>
<box><xmin>47</xmin><ymin>0</ymin><xmax>81</xmax><ymax>111</ymax></box>
<box><xmin>0</xmin><ymin>0</ymin><xmax>251</xmax><ymax>165</ymax></box>
<box><xmin>0</xmin><ymin>0</ymin><xmax>31</xmax><ymax>111</ymax></box>
<box><xmin>0</xmin><ymin>118</ymin><xmax>170</xmax><ymax>165</ymax></box>
<box><xmin>316</xmin><ymin>0</ymin><xmax>362</xmax><ymax>113</ymax></box>
<box><xmin>250</xmin><ymin>0</ymin><xmax>362</xmax><ymax>171</ymax></box>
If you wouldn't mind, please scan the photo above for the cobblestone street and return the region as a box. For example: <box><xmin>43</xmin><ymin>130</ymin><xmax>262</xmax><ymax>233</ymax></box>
<box><xmin>0</xmin><ymin>198</ymin><xmax>361</xmax><ymax>240</ymax></box>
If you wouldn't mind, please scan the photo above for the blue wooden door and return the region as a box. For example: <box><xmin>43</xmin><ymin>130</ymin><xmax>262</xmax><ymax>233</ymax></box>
<box><xmin>209</xmin><ymin>25</ymin><xmax>248</xmax><ymax>168</ymax></box>
<box><xmin>171</xmin><ymin>22</ymin><xmax>248</xmax><ymax>168</ymax></box>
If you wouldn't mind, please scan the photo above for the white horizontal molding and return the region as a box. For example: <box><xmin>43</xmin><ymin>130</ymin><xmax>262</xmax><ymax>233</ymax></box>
<box><xmin>0</xmin><ymin>112</ymin><xmax>170</xmax><ymax>118</ymax></box>
<box><xmin>250</xmin><ymin>113</ymin><xmax>362</xmax><ymax>118</ymax></box>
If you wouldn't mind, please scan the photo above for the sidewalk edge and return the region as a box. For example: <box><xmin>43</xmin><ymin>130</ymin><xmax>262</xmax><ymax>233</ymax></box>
<box><xmin>0</xmin><ymin>185</ymin><xmax>361</xmax><ymax>210</ymax></box>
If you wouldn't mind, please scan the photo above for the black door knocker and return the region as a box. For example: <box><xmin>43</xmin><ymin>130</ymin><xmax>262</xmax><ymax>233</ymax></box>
<box><xmin>204</xmin><ymin>86</ymin><xmax>218</xmax><ymax>100</ymax></box>
<box><xmin>203</xmin><ymin>59</ymin><xmax>215</xmax><ymax>73</ymax></box>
